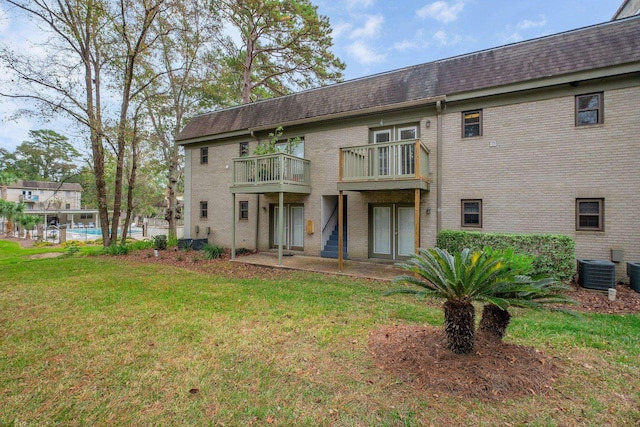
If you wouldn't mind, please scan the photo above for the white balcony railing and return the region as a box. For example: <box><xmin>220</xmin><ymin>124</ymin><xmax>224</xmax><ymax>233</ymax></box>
<box><xmin>340</xmin><ymin>139</ymin><xmax>429</xmax><ymax>182</ymax></box>
<box><xmin>233</xmin><ymin>153</ymin><xmax>311</xmax><ymax>187</ymax></box>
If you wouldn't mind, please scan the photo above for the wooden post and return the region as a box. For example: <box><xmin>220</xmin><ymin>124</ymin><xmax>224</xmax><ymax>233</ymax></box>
<box><xmin>414</xmin><ymin>188</ymin><xmax>420</xmax><ymax>254</ymax></box>
<box><xmin>231</xmin><ymin>193</ymin><xmax>236</xmax><ymax>260</ymax></box>
<box><xmin>278</xmin><ymin>191</ymin><xmax>284</xmax><ymax>266</ymax></box>
<box><xmin>414</xmin><ymin>139</ymin><xmax>420</xmax><ymax>179</ymax></box>
<box><xmin>338</xmin><ymin>190</ymin><xmax>344</xmax><ymax>272</ymax></box>
<box><xmin>338</xmin><ymin>148</ymin><xmax>344</xmax><ymax>182</ymax></box>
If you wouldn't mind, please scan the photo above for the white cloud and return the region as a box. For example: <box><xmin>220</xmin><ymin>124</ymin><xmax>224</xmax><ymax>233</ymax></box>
<box><xmin>392</xmin><ymin>29</ymin><xmax>429</xmax><ymax>52</ymax></box>
<box><xmin>433</xmin><ymin>29</ymin><xmax>462</xmax><ymax>46</ymax></box>
<box><xmin>350</xmin><ymin>14</ymin><xmax>384</xmax><ymax>39</ymax></box>
<box><xmin>500</xmin><ymin>14</ymin><xmax>548</xmax><ymax>44</ymax></box>
<box><xmin>331</xmin><ymin>21</ymin><xmax>352</xmax><ymax>40</ymax></box>
<box><xmin>416</xmin><ymin>1</ymin><xmax>465</xmax><ymax>24</ymax></box>
<box><xmin>516</xmin><ymin>15</ymin><xmax>547</xmax><ymax>30</ymax></box>
<box><xmin>393</xmin><ymin>39</ymin><xmax>417</xmax><ymax>51</ymax></box>
<box><xmin>346</xmin><ymin>0</ymin><xmax>375</xmax><ymax>8</ymax></box>
<box><xmin>347</xmin><ymin>40</ymin><xmax>386</xmax><ymax>64</ymax></box>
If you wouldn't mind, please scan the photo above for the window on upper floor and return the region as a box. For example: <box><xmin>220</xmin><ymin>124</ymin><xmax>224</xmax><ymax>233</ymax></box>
<box><xmin>370</xmin><ymin>124</ymin><xmax>419</xmax><ymax>144</ymax></box>
<box><xmin>200</xmin><ymin>201</ymin><xmax>208</xmax><ymax>218</ymax></box>
<box><xmin>275</xmin><ymin>137</ymin><xmax>304</xmax><ymax>158</ymax></box>
<box><xmin>200</xmin><ymin>147</ymin><xmax>209</xmax><ymax>164</ymax></box>
<box><xmin>239</xmin><ymin>200</ymin><xmax>249</xmax><ymax>221</ymax></box>
<box><xmin>576</xmin><ymin>198</ymin><xmax>604</xmax><ymax>231</ymax></box>
<box><xmin>239</xmin><ymin>141</ymin><xmax>249</xmax><ymax>157</ymax></box>
<box><xmin>576</xmin><ymin>93</ymin><xmax>603</xmax><ymax>126</ymax></box>
<box><xmin>462</xmin><ymin>110</ymin><xmax>482</xmax><ymax>138</ymax></box>
<box><xmin>461</xmin><ymin>199</ymin><xmax>482</xmax><ymax>227</ymax></box>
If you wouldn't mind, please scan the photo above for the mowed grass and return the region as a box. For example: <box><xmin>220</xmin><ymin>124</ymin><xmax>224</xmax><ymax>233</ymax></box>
<box><xmin>1</xmin><ymin>240</ymin><xmax>639</xmax><ymax>426</ymax></box>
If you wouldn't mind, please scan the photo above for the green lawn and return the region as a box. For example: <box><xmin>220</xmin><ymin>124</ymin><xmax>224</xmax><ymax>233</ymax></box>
<box><xmin>1</xmin><ymin>240</ymin><xmax>639</xmax><ymax>426</ymax></box>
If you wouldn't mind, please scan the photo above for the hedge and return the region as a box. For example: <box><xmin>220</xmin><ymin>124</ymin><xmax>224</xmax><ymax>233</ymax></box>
<box><xmin>435</xmin><ymin>230</ymin><xmax>576</xmax><ymax>282</ymax></box>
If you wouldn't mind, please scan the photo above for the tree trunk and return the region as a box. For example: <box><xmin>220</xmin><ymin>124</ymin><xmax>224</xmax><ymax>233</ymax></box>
<box><xmin>479</xmin><ymin>304</ymin><xmax>512</xmax><ymax>341</ymax></box>
<box><xmin>443</xmin><ymin>299</ymin><xmax>476</xmax><ymax>354</ymax></box>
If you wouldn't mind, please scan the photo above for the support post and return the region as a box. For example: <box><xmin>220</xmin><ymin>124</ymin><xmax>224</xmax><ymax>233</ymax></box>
<box><xmin>338</xmin><ymin>190</ymin><xmax>344</xmax><ymax>272</ymax></box>
<box><xmin>231</xmin><ymin>193</ymin><xmax>236</xmax><ymax>260</ymax></box>
<box><xmin>414</xmin><ymin>188</ymin><xmax>421</xmax><ymax>255</ymax></box>
<box><xmin>278</xmin><ymin>191</ymin><xmax>284</xmax><ymax>266</ymax></box>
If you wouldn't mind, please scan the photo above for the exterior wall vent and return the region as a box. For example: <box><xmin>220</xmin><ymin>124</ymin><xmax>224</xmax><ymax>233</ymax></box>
<box><xmin>577</xmin><ymin>259</ymin><xmax>616</xmax><ymax>290</ymax></box>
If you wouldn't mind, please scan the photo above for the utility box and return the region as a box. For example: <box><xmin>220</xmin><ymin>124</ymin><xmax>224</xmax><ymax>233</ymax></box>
<box><xmin>627</xmin><ymin>262</ymin><xmax>640</xmax><ymax>292</ymax></box>
<box><xmin>577</xmin><ymin>259</ymin><xmax>616</xmax><ymax>290</ymax></box>
<box><xmin>611</xmin><ymin>248</ymin><xmax>624</xmax><ymax>263</ymax></box>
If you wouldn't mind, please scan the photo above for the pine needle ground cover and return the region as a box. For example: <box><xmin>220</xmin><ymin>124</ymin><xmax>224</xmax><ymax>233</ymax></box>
<box><xmin>1</xmin><ymin>240</ymin><xmax>639</xmax><ymax>426</ymax></box>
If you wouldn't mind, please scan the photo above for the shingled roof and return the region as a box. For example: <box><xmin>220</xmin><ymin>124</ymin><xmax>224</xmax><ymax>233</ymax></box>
<box><xmin>10</xmin><ymin>180</ymin><xmax>83</xmax><ymax>192</ymax></box>
<box><xmin>177</xmin><ymin>16</ymin><xmax>640</xmax><ymax>143</ymax></box>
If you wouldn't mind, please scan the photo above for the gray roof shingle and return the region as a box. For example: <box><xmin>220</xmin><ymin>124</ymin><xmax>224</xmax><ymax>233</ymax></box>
<box><xmin>177</xmin><ymin>16</ymin><xmax>640</xmax><ymax>143</ymax></box>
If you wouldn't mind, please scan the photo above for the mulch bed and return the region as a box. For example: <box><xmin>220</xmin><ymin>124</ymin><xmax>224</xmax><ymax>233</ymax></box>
<box><xmin>368</xmin><ymin>325</ymin><xmax>559</xmax><ymax>401</ymax></box>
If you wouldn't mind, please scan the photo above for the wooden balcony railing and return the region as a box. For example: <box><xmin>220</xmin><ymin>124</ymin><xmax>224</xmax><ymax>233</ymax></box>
<box><xmin>231</xmin><ymin>153</ymin><xmax>311</xmax><ymax>194</ymax></box>
<box><xmin>338</xmin><ymin>139</ymin><xmax>430</xmax><ymax>191</ymax></box>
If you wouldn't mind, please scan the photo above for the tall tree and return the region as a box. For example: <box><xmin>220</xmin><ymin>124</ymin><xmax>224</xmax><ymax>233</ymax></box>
<box><xmin>220</xmin><ymin>0</ymin><xmax>345</xmax><ymax>104</ymax></box>
<box><xmin>9</xmin><ymin>130</ymin><xmax>81</xmax><ymax>181</ymax></box>
<box><xmin>0</xmin><ymin>172</ymin><xmax>18</xmax><ymax>200</ymax></box>
<box><xmin>0</xmin><ymin>0</ymin><xmax>163</xmax><ymax>246</ymax></box>
<box><xmin>142</xmin><ymin>0</ymin><xmax>222</xmax><ymax>238</ymax></box>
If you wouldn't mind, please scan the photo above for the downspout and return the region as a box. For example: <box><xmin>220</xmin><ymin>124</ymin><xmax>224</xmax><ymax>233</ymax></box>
<box><xmin>436</xmin><ymin>100</ymin><xmax>444</xmax><ymax>234</ymax></box>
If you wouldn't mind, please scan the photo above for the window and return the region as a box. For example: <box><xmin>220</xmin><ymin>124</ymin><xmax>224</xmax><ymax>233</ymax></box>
<box><xmin>576</xmin><ymin>198</ymin><xmax>603</xmax><ymax>231</ymax></box>
<box><xmin>398</xmin><ymin>126</ymin><xmax>417</xmax><ymax>141</ymax></box>
<box><xmin>200</xmin><ymin>147</ymin><xmax>208</xmax><ymax>164</ymax></box>
<box><xmin>275</xmin><ymin>138</ymin><xmax>304</xmax><ymax>158</ymax></box>
<box><xmin>462</xmin><ymin>110</ymin><xmax>482</xmax><ymax>137</ymax></box>
<box><xmin>65</xmin><ymin>203</ymin><xmax>71</xmax><ymax>209</ymax></box>
<box><xmin>239</xmin><ymin>141</ymin><xmax>249</xmax><ymax>157</ymax></box>
<box><xmin>200</xmin><ymin>201</ymin><xmax>208</xmax><ymax>218</ymax></box>
<box><xmin>576</xmin><ymin>93</ymin><xmax>603</xmax><ymax>126</ymax></box>
<box><xmin>461</xmin><ymin>199</ymin><xmax>482</xmax><ymax>227</ymax></box>
<box><xmin>239</xmin><ymin>200</ymin><xmax>249</xmax><ymax>221</ymax></box>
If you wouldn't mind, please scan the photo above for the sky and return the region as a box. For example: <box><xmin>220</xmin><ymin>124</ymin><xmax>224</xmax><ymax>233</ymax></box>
<box><xmin>0</xmin><ymin>0</ymin><xmax>623</xmax><ymax>152</ymax></box>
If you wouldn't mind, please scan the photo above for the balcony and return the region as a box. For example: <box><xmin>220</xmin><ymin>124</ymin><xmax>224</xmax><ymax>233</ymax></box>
<box><xmin>231</xmin><ymin>153</ymin><xmax>311</xmax><ymax>194</ymax></box>
<box><xmin>19</xmin><ymin>195</ymin><xmax>39</xmax><ymax>202</ymax></box>
<box><xmin>338</xmin><ymin>139</ymin><xmax>430</xmax><ymax>191</ymax></box>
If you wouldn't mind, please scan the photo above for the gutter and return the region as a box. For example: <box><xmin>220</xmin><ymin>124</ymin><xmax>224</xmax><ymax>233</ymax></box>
<box><xmin>436</xmin><ymin>99</ymin><xmax>444</xmax><ymax>234</ymax></box>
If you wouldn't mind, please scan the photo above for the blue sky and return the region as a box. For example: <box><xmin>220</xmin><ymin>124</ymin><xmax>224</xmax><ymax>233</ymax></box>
<box><xmin>0</xmin><ymin>0</ymin><xmax>623</xmax><ymax>151</ymax></box>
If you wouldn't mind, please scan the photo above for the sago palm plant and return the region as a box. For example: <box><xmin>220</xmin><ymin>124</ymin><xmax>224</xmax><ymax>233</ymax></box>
<box><xmin>389</xmin><ymin>247</ymin><xmax>521</xmax><ymax>354</ymax></box>
<box><xmin>478</xmin><ymin>276</ymin><xmax>575</xmax><ymax>341</ymax></box>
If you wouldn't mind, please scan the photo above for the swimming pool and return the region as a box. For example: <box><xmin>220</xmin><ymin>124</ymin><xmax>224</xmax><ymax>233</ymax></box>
<box><xmin>67</xmin><ymin>227</ymin><xmax>143</xmax><ymax>237</ymax></box>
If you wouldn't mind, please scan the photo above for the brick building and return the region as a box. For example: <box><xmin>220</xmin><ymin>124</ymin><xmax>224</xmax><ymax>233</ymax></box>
<box><xmin>177</xmin><ymin>14</ymin><xmax>640</xmax><ymax>278</ymax></box>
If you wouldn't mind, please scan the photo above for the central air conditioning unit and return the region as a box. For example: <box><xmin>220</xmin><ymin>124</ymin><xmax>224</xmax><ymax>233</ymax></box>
<box><xmin>627</xmin><ymin>262</ymin><xmax>640</xmax><ymax>292</ymax></box>
<box><xmin>577</xmin><ymin>259</ymin><xmax>616</xmax><ymax>291</ymax></box>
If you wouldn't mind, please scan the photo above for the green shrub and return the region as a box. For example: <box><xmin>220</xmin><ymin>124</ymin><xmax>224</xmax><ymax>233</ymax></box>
<box><xmin>127</xmin><ymin>239</ymin><xmax>154</xmax><ymax>251</ymax></box>
<box><xmin>102</xmin><ymin>244</ymin><xmax>129</xmax><ymax>256</ymax></box>
<box><xmin>202</xmin><ymin>243</ymin><xmax>224</xmax><ymax>260</ymax></box>
<box><xmin>64</xmin><ymin>243</ymin><xmax>80</xmax><ymax>257</ymax></box>
<box><xmin>153</xmin><ymin>235</ymin><xmax>167</xmax><ymax>250</ymax></box>
<box><xmin>167</xmin><ymin>235</ymin><xmax>179</xmax><ymax>248</ymax></box>
<box><xmin>436</xmin><ymin>230</ymin><xmax>575</xmax><ymax>282</ymax></box>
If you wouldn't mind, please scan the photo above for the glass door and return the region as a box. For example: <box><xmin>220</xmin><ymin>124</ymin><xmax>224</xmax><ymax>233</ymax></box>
<box><xmin>372</xmin><ymin>206</ymin><xmax>392</xmax><ymax>258</ymax></box>
<box><xmin>396</xmin><ymin>206</ymin><xmax>415</xmax><ymax>257</ymax></box>
<box><xmin>273</xmin><ymin>205</ymin><xmax>288</xmax><ymax>247</ymax></box>
<box><xmin>369</xmin><ymin>204</ymin><xmax>415</xmax><ymax>260</ymax></box>
<box><xmin>290</xmin><ymin>206</ymin><xmax>304</xmax><ymax>249</ymax></box>
<box><xmin>271</xmin><ymin>204</ymin><xmax>304</xmax><ymax>250</ymax></box>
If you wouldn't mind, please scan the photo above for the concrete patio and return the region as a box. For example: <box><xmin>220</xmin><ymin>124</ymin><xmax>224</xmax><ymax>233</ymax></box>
<box><xmin>232</xmin><ymin>251</ymin><xmax>403</xmax><ymax>281</ymax></box>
